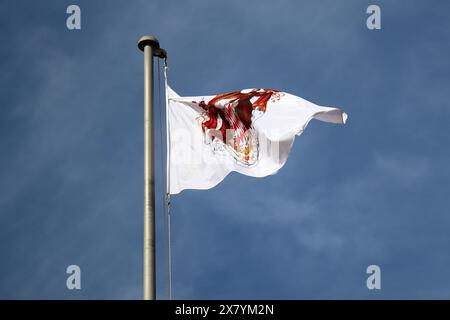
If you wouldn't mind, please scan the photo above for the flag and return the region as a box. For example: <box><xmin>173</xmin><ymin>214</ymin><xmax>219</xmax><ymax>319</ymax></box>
<box><xmin>166</xmin><ymin>86</ymin><xmax>347</xmax><ymax>195</ymax></box>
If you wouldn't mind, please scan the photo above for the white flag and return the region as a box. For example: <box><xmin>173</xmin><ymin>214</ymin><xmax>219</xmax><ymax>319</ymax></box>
<box><xmin>166</xmin><ymin>86</ymin><xmax>347</xmax><ymax>195</ymax></box>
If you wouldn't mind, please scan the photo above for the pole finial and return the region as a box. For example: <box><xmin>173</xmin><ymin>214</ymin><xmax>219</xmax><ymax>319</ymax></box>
<box><xmin>138</xmin><ymin>35</ymin><xmax>160</xmax><ymax>52</ymax></box>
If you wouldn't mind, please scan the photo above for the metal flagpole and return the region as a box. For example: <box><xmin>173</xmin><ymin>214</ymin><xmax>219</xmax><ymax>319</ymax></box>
<box><xmin>138</xmin><ymin>35</ymin><xmax>166</xmax><ymax>300</ymax></box>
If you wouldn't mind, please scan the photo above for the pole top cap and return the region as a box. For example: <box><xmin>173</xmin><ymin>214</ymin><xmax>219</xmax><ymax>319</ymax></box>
<box><xmin>138</xmin><ymin>35</ymin><xmax>160</xmax><ymax>52</ymax></box>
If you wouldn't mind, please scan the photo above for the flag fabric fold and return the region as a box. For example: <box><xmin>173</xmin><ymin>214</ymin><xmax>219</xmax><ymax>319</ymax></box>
<box><xmin>166</xmin><ymin>86</ymin><xmax>347</xmax><ymax>195</ymax></box>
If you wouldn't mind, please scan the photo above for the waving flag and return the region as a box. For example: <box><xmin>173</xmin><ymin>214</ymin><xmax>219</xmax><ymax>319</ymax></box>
<box><xmin>166</xmin><ymin>86</ymin><xmax>347</xmax><ymax>195</ymax></box>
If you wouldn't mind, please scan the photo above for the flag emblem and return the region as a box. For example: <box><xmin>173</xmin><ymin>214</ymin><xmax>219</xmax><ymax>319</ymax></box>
<box><xmin>193</xmin><ymin>89</ymin><xmax>283</xmax><ymax>166</ymax></box>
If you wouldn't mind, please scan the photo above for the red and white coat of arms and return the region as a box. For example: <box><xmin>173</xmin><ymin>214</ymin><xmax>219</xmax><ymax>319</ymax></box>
<box><xmin>193</xmin><ymin>89</ymin><xmax>283</xmax><ymax>166</ymax></box>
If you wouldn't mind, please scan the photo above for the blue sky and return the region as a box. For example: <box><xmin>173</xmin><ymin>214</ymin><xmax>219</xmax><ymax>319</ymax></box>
<box><xmin>1</xmin><ymin>0</ymin><xmax>450</xmax><ymax>299</ymax></box>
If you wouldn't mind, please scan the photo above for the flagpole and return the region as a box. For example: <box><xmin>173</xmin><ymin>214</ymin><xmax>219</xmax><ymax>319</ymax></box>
<box><xmin>138</xmin><ymin>35</ymin><xmax>164</xmax><ymax>300</ymax></box>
